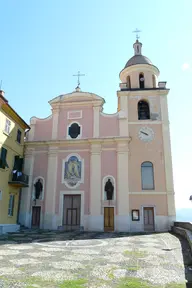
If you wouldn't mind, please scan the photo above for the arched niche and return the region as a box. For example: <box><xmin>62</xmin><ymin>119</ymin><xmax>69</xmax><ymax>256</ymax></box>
<box><xmin>32</xmin><ymin>176</ymin><xmax>45</xmax><ymax>201</ymax></box>
<box><xmin>126</xmin><ymin>75</ymin><xmax>131</xmax><ymax>89</ymax></box>
<box><xmin>139</xmin><ymin>73</ymin><xmax>145</xmax><ymax>89</ymax></box>
<box><xmin>152</xmin><ymin>74</ymin><xmax>157</xmax><ymax>88</ymax></box>
<box><xmin>102</xmin><ymin>176</ymin><xmax>116</xmax><ymax>201</ymax></box>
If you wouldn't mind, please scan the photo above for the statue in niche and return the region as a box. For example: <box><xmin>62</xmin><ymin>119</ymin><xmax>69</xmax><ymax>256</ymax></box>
<box><xmin>104</xmin><ymin>179</ymin><xmax>114</xmax><ymax>200</ymax></box>
<box><xmin>34</xmin><ymin>179</ymin><xmax>43</xmax><ymax>200</ymax></box>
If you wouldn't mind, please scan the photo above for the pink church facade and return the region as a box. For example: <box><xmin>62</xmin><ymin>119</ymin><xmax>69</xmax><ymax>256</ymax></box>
<box><xmin>19</xmin><ymin>40</ymin><xmax>176</xmax><ymax>232</ymax></box>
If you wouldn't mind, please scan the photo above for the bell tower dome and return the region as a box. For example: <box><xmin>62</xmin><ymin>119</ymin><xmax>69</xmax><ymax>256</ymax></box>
<box><xmin>119</xmin><ymin>39</ymin><xmax>161</xmax><ymax>90</ymax></box>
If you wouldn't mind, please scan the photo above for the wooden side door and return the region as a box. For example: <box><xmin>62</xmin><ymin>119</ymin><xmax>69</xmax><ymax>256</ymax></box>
<box><xmin>104</xmin><ymin>207</ymin><xmax>114</xmax><ymax>232</ymax></box>
<box><xmin>31</xmin><ymin>206</ymin><xmax>41</xmax><ymax>228</ymax></box>
<box><xmin>144</xmin><ymin>207</ymin><xmax>154</xmax><ymax>231</ymax></box>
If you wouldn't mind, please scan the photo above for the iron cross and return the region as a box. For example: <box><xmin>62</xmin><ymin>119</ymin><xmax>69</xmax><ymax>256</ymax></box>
<box><xmin>132</xmin><ymin>28</ymin><xmax>141</xmax><ymax>40</ymax></box>
<box><xmin>73</xmin><ymin>71</ymin><xmax>85</xmax><ymax>87</ymax></box>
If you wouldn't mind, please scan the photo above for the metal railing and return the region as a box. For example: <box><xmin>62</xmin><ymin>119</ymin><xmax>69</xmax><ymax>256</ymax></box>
<box><xmin>9</xmin><ymin>171</ymin><xmax>29</xmax><ymax>186</ymax></box>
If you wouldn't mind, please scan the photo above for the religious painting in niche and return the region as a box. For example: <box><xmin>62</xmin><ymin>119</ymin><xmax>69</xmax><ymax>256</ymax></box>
<box><xmin>68</xmin><ymin>123</ymin><xmax>81</xmax><ymax>139</ymax></box>
<box><xmin>104</xmin><ymin>178</ymin><xmax>114</xmax><ymax>200</ymax></box>
<box><xmin>34</xmin><ymin>179</ymin><xmax>43</xmax><ymax>200</ymax></box>
<box><xmin>132</xmin><ymin>209</ymin><xmax>140</xmax><ymax>221</ymax></box>
<box><xmin>64</xmin><ymin>156</ymin><xmax>82</xmax><ymax>187</ymax></box>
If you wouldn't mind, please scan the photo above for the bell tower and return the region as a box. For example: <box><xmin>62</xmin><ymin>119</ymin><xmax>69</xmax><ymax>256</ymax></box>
<box><xmin>117</xmin><ymin>36</ymin><xmax>176</xmax><ymax>231</ymax></box>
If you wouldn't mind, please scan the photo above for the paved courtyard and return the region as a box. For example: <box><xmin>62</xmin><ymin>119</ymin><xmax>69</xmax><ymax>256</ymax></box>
<box><xmin>0</xmin><ymin>230</ymin><xmax>191</xmax><ymax>287</ymax></box>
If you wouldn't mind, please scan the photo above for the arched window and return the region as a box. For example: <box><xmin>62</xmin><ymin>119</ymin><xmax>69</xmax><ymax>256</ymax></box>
<box><xmin>141</xmin><ymin>162</ymin><xmax>154</xmax><ymax>190</ymax></box>
<box><xmin>127</xmin><ymin>76</ymin><xmax>131</xmax><ymax>89</ymax></box>
<box><xmin>152</xmin><ymin>75</ymin><xmax>156</xmax><ymax>88</ymax></box>
<box><xmin>138</xmin><ymin>100</ymin><xmax>150</xmax><ymax>120</ymax></box>
<box><xmin>139</xmin><ymin>73</ymin><xmax>145</xmax><ymax>89</ymax></box>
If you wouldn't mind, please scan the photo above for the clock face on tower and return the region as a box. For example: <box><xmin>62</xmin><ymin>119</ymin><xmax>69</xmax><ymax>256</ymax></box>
<box><xmin>138</xmin><ymin>126</ymin><xmax>154</xmax><ymax>142</ymax></box>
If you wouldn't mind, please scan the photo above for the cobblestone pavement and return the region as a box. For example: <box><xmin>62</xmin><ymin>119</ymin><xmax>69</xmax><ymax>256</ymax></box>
<box><xmin>0</xmin><ymin>230</ymin><xmax>191</xmax><ymax>287</ymax></box>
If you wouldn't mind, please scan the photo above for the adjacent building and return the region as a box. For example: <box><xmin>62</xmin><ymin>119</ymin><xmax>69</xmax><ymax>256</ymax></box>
<box><xmin>19</xmin><ymin>39</ymin><xmax>176</xmax><ymax>232</ymax></box>
<box><xmin>0</xmin><ymin>90</ymin><xmax>30</xmax><ymax>233</ymax></box>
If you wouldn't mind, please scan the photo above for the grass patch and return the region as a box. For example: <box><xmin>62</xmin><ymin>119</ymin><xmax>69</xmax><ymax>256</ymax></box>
<box><xmin>123</xmin><ymin>250</ymin><xmax>147</xmax><ymax>258</ymax></box>
<box><xmin>59</xmin><ymin>279</ymin><xmax>87</xmax><ymax>288</ymax></box>
<box><xmin>108</xmin><ymin>272</ymin><xmax>114</xmax><ymax>279</ymax></box>
<box><xmin>126</xmin><ymin>266</ymin><xmax>140</xmax><ymax>272</ymax></box>
<box><xmin>165</xmin><ymin>284</ymin><xmax>186</xmax><ymax>288</ymax></box>
<box><xmin>117</xmin><ymin>277</ymin><xmax>154</xmax><ymax>288</ymax></box>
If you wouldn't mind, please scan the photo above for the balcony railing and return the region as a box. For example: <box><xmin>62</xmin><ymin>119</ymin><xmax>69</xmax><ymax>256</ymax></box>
<box><xmin>8</xmin><ymin>171</ymin><xmax>29</xmax><ymax>187</ymax></box>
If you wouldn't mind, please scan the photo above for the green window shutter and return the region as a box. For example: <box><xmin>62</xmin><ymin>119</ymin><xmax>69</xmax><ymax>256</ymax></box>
<box><xmin>8</xmin><ymin>195</ymin><xmax>14</xmax><ymax>216</ymax></box>
<box><xmin>13</xmin><ymin>156</ymin><xmax>20</xmax><ymax>170</ymax></box>
<box><xmin>18</xmin><ymin>158</ymin><xmax>23</xmax><ymax>171</ymax></box>
<box><xmin>0</xmin><ymin>148</ymin><xmax>9</xmax><ymax>169</ymax></box>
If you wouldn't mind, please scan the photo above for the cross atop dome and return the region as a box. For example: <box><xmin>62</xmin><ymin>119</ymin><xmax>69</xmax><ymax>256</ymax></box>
<box><xmin>132</xmin><ymin>29</ymin><xmax>142</xmax><ymax>55</ymax></box>
<box><xmin>132</xmin><ymin>28</ymin><xmax>141</xmax><ymax>40</ymax></box>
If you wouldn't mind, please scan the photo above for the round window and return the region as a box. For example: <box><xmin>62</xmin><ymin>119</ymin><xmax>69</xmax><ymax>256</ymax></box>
<box><xmin>68</xmin><ymin>123</ymin><xmax>81</xmax><ymax>139</ymax></box>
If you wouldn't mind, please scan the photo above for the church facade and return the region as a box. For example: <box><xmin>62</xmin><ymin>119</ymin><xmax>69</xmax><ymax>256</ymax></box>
<box><xmin>19</xmin><ymin>39</ymin><xmax>176</xmax><ymax>232</ymax></box>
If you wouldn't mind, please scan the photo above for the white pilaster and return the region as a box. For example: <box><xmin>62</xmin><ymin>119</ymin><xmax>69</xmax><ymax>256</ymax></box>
<box><xmin>28</xmin><ymin>118</ymin><xmax>36</xmax><ymax>141</ymax></box>
<box><xmin>52</xmin><ymin>108</ymin><xmax>60</xmax><ymax>140</ymax></box>
<box><xmin>89</xmin><ymin>143</ymin><xmax>102</xmax><ymax>230</ymax></box>
<box><xmin>93</xmin><ymin>106</ymin><xmax>100</xmax><ymax>138</ymax></box>
<box><xmin>116</xmin><ymin>142</ymin><xmax>130</xmax><ymax>231</ymax></box>
<box><xmin>118</xmin><ymin>94</ymin><xmax>129</xmax><ymax>137</ymax></box>
<box><xmin>19</xmin><ymin>148</ymin><xmax>35</xmax><ymax>227</ymax></box>
<box><xmin>44</xmin><ymin>146</ymin><xmax>58</xmax><ymax>229</ymax></box>
<box><xmin>160</xmin><ymin>94</ymin><xmax>176</xmax><ymax>223</ymax></box>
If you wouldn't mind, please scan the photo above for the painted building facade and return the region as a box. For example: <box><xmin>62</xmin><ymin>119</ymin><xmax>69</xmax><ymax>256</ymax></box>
<box><xmin>0</xmin><ymin>90</ymin><xmax>30</xmax><ymax>234</ymax></box>
<box><xmin>19</xmin><ymin>40</ymin><xmax>176</xmax><ymax>232</ymax></box>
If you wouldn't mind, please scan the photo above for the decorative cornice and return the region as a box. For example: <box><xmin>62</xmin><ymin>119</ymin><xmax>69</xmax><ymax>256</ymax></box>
<box><xmin>25</xmin><ymin>136</ymin><xmax>132</xmax><ymax>148</ymax></box>
<box><xmin>117</xmin><ymin>89</ymin><xmax>169</xmax><ymax>97</ymax></box>
<box><xmin>90</xmin><ymin>143</ymin><xmax>102</xmax><ymax>154</ymax></box>
<box><xmin>24</xmin><ymin>148</ymin><xmax>35</xmax><ymax>157</ymax></box>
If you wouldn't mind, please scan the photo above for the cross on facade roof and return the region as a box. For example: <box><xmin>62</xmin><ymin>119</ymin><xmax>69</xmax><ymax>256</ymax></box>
<box><xmin>73</xmin><ymin>71</ymin><xmax>85</xmax><ymax>88</ymax></box>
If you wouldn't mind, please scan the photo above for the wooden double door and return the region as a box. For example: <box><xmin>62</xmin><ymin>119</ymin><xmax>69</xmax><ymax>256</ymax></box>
<box><xmin>104</xmin><ymin>207</ymin><xmax>114</xmax><ymax>232</ymax></box>
<box><xmin>63</xmin><ymin>195</ymin><xmax>81</xmax><ymax>231</ymax></box>
<box><xmin>144</xmin><ymin>207</ymin><xmax>155</xmax><ymax>231</ymax></box>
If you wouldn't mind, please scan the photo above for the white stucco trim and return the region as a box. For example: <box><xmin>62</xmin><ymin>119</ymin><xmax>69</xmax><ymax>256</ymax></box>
<box><xmin>90</xmin><ymin>144</ymin><xmax>101</xmax><ymax>216</ymax></box>
<box><xmin>129</xmin><ymin>121</ymin><xmax>162</xmax><ymax>125</ymax></box>
<box><xmin>22</xmin><ymin>151</ymin><xmax>35</xmax><ymax>227</ymax></box>
<box><xmin>117</xmin><ymin>142</ymin><xmax>130</xmax><ymax>230</ymax></box>
<box><xmin>67</xmin><ymin>110</ymin><xmax>82</xmax><ymax>120</ymax></box>
<box><xmin>58</xmin><ymin>149</ymin><xmax>89</xmax><ymax>153</ymax></box>
<box><xmin>129</xmin><ymin>191</ymin><xmax>167</xmax><ymax>195</ymax></box>
<box><xmin>32</xmin><ymin>176</ymin><xmax>45</xmax><ymax>201</ymax></box>
<box><xmin>100</xmin><ymin>111</ymin><xmax>119</xmax><ymax>118</ymax></box>
<box><xmin>59</xmin><ymin>191</ymin><xmax>84</xmax><ymax>227</ymax></box>
<box><xmin>141</xmin><ymin>205</ymin><xmax>157</xmax><ymax>231</ymax></box>
<box><xmin>61</xmin><ymin>153</ymin><xmax>84</xmax><ymax>189</ymax></box>
<box><xmin>52</xmin><ymin>109</ymin><xmax>59</xmax><ymax>140</ymax></box>
<box><xmin>30</xmin><ymin>115</ymin><xmax>52</xmax><ymax>122</ymax></box>
<box><xmin>93</xmin><ymin>106</ymin><xmax>100</xmax><ymax>138</ymax></box>
<box><xmin>102</xmin><ymin>175</ymin><xmax>116</xmax><ymax>201</ymax></box>
<box><xmin>66</xmin><ymin>121</ymin><xmax>82</xmax><ymax>140</ymax></box>
<box><xmin>160</xmin><ymin>94</ymin><xmax>176</xmax><ymax>217</ymax></box>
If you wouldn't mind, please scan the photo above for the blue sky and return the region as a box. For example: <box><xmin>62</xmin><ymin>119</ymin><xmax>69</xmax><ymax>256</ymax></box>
<box><xmin>0</xmin><ymin>0</ymin><xmax>192</xmax><ymax>209</ymax></box>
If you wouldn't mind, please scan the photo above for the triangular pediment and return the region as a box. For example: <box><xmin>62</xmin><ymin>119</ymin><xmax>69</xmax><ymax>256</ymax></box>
<box><xmin>49</xmin><ymin>91</ymin><xmax>105</xmax><ymax>106</ymax></box>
